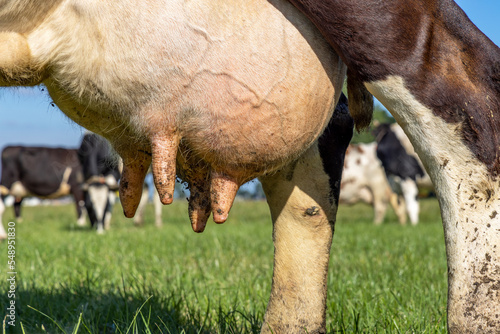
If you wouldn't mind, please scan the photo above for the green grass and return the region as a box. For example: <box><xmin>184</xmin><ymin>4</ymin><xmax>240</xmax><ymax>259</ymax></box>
<box><xmin>0</xmin><ymin>198</ymin><xmax>447</xmax><ymax>333</ymax></box>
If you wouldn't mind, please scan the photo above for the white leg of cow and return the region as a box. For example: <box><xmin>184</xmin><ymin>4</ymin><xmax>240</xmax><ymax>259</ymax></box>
<box><xmin>104</xmin><ymin>191</ymin><xmax>115</xmax><ymax>231</ymax></box>
<box><xmin>0</xmin><ymin>223</ymin><xmax>5</xmax><ymax>240</ymax></box>
<box><xmin>371</xmin><ymin>185</ymin><xmax>392</xmax><ymax>225</ymax></box>
<box><xmin>96</xmin><ymin>223</ymin><xmax>104</xmax><ymax>234</ymax></box>
<box><xmin>134</xmin><ymin>186</ymin><xmax>149</xmax><ymax>226</ymax></box>
<box><xmin>400</xmin><ymin>179</ymin><xmax>419</xmax><ymax>225</ymax></box>
<box><xmin>0</xmin><ymin>199</ymin><xmax>6</xmax><ymax>240</ymax></box>
<box><xmin>13</xmin><ymin>198</ymin><xmax>23</xmax><ymax>223</ymax></box>
<box><xmin>389</xmin><ymin>193</ymin><xmax>408</xmax><ymax>225</ymax></box>
<box><xmin>153</xmin><ymin>192</ymin><xmax>162</xmax><ymax>227</ymax></box>
<box><xmin>88</xmin><ymin>185</ymin><xmax>110</xmax><ymax>234</ymax></box>
<box><xmin>372</xmin><ymin>196</ymin><xmax>387</xmax><ymax>225</ymax></box>
<box><xmin>260</xmin><ymin>145</ymin><xmax>336</xmax><ymax>334</ymax></box>
<box><xmin>367</xmin><ymin>77</ymin><xmax>500</xmax><ymax>332</ymax></box>
<box><xmin>76</xmin><ymin>200</ymin><xmax>87</xmax><ymax>227</ymax></box>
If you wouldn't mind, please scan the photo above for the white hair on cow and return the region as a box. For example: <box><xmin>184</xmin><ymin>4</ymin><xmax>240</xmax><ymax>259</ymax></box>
<box><xmin>87</xmin><ymin>184</ymin><xmax>110</xmax><ymax>234</ymax></box>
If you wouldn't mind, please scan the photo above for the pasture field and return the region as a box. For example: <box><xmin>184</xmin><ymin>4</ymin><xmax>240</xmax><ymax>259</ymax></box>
<box><xmin>1</xmin><ymin>198</ymin><xmax>447</xmax><ymax>333</ymax></box>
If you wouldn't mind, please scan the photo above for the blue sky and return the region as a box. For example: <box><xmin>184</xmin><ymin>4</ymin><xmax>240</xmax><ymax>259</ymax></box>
<box><xmin>0</xmin><ymin>0</ymin><xmax>499</xmax><ymax>152</ymax></box>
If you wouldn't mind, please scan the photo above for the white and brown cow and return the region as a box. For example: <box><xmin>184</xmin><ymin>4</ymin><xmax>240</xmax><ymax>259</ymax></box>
<box><xmin>340</xmin><ymin>142</ymin><xmax>407</xmax><ymax>224</ymax></box>
<box><xmin>0</xmin><ymin>1</ymin><xmax>354</xmax><ymax>332</ymax></box>
<box><xmin>288</xmin><ymin>0</ymin><xmax>500</xmax><ymax>332</ymax></box>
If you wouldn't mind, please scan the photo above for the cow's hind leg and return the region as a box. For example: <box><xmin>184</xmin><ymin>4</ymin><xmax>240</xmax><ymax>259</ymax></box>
<box><xmin>13</xmin><ymin>197</ymin><xmax>23</xmax><ymax>223</ymax></box>
<box><xmin>260</xmin><ymin>147</ymin><xmax>333</xmax><ymax>334</ymax></box>
<box><xmin>0</xmin><ymin>198</ymin><xmax>6</xmax><ymax>240</ymax></box>
<box><xmin>372</xmin><ymin>187</ymin><xmax>389</xmax><ymax>225</ymax></box>
<box><xmin>260</xmin><ymin>98</ymin><xmax>353</xmax><ymax>333</ymax></box>
<box><xmin>400</xmin><ymin>179</ymin><xmax>419</xmax><ymax>225</ymax></box>
<box><xmin>153</xmin><ymin>192</ymin><xmax>162</xmax><ymax>227</ymax></box>
<box><xmin>76</xmin><ymin>200</ymin><xmax>87</xmax><ymax>227</ymax></box>
<box><xmin>72</xmin><ymin>187</ymin><xmax>87</xmax><ymax>227</ymax></box>
<box><xmin>103</xmin><ymin>191</ymin><xmax>115</xmax><ymax>230</ymax></box>
<box><xmin>390</xmin><ymin>193</ymin><xmax>407</xmax><ymax>225</ymax></box>
<box><xmin>134</xmin><ymin>185</ymin><xmax>150</xmax><ymax>225</ymax></box>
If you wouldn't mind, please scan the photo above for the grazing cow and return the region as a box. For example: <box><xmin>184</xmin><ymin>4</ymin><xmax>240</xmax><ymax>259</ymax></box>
<box><xmin>286</xmin><ymin>0</ymin><xmax>500</xmax><ymax>332</ymax></box>
<box><xmin>389</xmin><ymin>123</ymin><xmax>434</xmax><ymax>192</ymax></box>
<box><xmin>0</xmin><ymin>146</ymin><xmax>86</xmax><ymax>239</ymax></box>
<box><xmin>0</xmin><ymin>1</ymin><xmax>354</xmax><ymax>332</ymax></box>
<box><xmin>340</xmin><ymin>142</ymin><xmax>407</xmax><ymax>224</ymax></box>
<box><xmin>374</xmin><ymin>123</ymin><xmax>425</xmax><ymax>225</ymax></box>
<box><xmin>79</xmin><ymin>134</ymin><xmax>162</xmax><ymax>230</ymax></box>
<box><xmin>77</xmin><ymin>133</ymin><xmax>120</xmax><ymax>233</ymax></box>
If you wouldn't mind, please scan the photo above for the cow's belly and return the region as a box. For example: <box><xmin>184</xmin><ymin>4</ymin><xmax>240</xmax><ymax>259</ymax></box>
<box><xmin>43</xmin><ymin>0</ymin><xmax>342</xmax><ymax>173</ymax></box>
<box><xmin>38</xmin><ymin>0</ymin><xmax>345</xmax><ymax>225</ymax></box>
<box><xmin>339</xmin><ymin>182</ymin><xmax>374</xmax><ymax>204</ymax></box>
<box><xmin>9</xmin><ymin>179</ymin><xmax>71</xmax><ymax>200</ymax></box>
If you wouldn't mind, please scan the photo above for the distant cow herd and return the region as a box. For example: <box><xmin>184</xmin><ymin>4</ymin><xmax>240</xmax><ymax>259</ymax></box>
<box><xmin>0</xmin><ymin>133</ymin><xmax>163</xmax><ymax>239</ymax></box>
<box><xmin>0</xmin><ymin>124</ymin><xmax>426</xmax><ymax>239</ymax></box>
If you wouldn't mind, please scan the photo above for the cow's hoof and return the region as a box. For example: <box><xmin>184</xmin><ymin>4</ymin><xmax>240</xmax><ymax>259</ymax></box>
<box><xmin>76</xmin><ymin>219</ymin><xmax>87</xmax><ymax>227</ymax></box>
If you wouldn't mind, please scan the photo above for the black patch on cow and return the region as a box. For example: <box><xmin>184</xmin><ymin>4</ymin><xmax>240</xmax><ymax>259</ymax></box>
<box><xmin>318</xmin><ymin>93</ymin><xmax>354</xmax><ymax>205</ymax></box>
<box><xmin>77</xmin><ymin>133</ymin><xmax>120</xmax><ymax>181</ymax></box>
<box><xmin>288</xmin><ymin>0</ymin><xmax>500</xmax><ymax>176</ymax></box>
<box><xmin>0</xmin><ymin>145</ymin><xmax>85</xmax><ymax>221</ymax></box>
<box><xmin>77</xmin><ymin>133</ymin><xmax>121</xmax><ymax>228</ymax></box>
<box><xmin>374</xmin><ymin>123</ymin><xmax>425</xmax><ymax>181</ymax></box>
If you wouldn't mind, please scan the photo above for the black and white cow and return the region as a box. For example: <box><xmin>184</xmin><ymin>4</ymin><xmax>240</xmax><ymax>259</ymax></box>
<box><xmin>388</xmin><ymin>123</ymin><xmax>435</xmax><ymax>192</ymax></box>
<box><xmin>77</xmin><ymin>133</ymin><xmax>120</xmax><ymax>233</ymax></box>
<box><xmin>374</xmin><ymin>123</ymin><xmax>425</xmax><ymax>225</ymax></box>
<box><xmin>340</xmin><ymin>142</ymin><xmax>407</xmax><ymax>224</ymax></box>
<box><xmin>0</xmin><ymin>146</ymin><xmax>86</xmax><ymax>239</ymax></box>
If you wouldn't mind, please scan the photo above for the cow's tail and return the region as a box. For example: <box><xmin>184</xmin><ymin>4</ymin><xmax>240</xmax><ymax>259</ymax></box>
<box><xmin>347</xmin><ymin>71</ymin><xmax>373</xmax><ymax>131</ymax></box>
